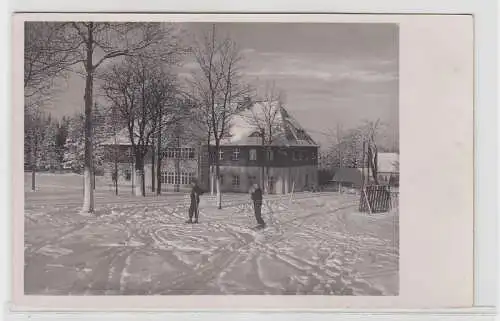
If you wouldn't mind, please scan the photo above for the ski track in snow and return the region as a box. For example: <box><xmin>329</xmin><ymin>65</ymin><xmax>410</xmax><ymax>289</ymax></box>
<box><xmin>24</xmin><ymin>174</ymin><xmax>399</xmax><ymax>296</ymax></box>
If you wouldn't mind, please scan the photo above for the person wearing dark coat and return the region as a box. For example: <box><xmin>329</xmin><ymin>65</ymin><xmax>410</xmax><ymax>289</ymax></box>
<box><xmin>250</xmin><ymin>183</ymin><xmax>265</xmax><ymax>227</ymax></box>
<box><xmin>187</xmin><ymin>180</ymin><xmax>204</xmax><ymax>224</ymax></box>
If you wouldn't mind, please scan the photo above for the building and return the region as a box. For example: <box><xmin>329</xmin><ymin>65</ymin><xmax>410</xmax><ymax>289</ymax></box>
<box><xmin>100</xmin><ymin>101</ymin><xmax>319</xmax><ymax>194</ymax></box>
<box><xmin>331</xmin><ymin>167</ymin><xmax>364</xmax><ymax>190</ymax></box>
<box><xmin>201</xmin><ymin>102</ymin><xmax>319</xmax><ymax>194</ymax></box>
<box><xmin>376</xmin><ymin>152</ymin><xmax>399</xmax><ymax>186</ymax></box>
<box><xmin>330</xmin><ymin>152</ymin><xmax>399</xmax><ymax>189</ymax></box>
<box><xmin>101</xmin><ymin>125</ymin><xmax>201</xmax><ymax>192</ymax></box>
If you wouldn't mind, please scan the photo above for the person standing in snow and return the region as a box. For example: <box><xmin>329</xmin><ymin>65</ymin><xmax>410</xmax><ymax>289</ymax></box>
<box><xmin>186</xmin><ymin>180</ymin><xmax>203</xmax><ymax>224</ymax></box>
<box><xmin>250</xmin><ymin>183</ymin><xmax>265</xmax><ymax>227</ymax></box>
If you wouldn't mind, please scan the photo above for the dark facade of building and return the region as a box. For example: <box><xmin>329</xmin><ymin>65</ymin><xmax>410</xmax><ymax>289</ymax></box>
<box><xmin>200</xmin><ymin>102</ymin><xmax>319</xmax><ymax>194</ymax></box>
<box><xmin>199</xmin><ymin>145</ymin><xmax>318</xmax><ymax>194</ymax></box>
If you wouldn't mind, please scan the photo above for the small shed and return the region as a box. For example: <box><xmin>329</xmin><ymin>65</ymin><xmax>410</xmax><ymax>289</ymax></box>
<box><xmin>330</xmin><ymin>168</ymin><xmax>365</xmax><ymax>191</ymax></box>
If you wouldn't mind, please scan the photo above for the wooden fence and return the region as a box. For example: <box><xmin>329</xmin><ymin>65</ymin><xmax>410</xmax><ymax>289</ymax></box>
<box><xmin>359</xmin><ymin>185</ymin><xmax>393</xmax><ymax>213</ymax></box>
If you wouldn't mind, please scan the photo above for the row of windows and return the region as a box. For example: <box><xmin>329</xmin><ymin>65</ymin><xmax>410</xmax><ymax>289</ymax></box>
<box><xmin>110</xmin><ymin>147</ymin><xmax>315</xmax><ymax>162</ymax></box>
<box><xmin>218</xmin><ymin>174</ymin><xmax>275</xmax><ymax>188</ymax></box>
<box><xmin>119</xmin><ymin>169</ymin><xmax>195</xmax><ymax>185</ymax></box>
<box><xmin>164</xmin><ymin>148</ymin><xmax>195</xmax><ymax>159</ymax></box>
<box><xmin>213</xmin><ymin>148</ymin><xmax>316</xmax><ymax>162</ymax></box>
<box><xmin>160</xmin><ymin>171</ymin><xmax>195</xmax><ymax>185</ymax></box>
<box><xmin>215</xmin><ymin>148</ymin><xmax>270</xmax><ymax>161</ymax></box>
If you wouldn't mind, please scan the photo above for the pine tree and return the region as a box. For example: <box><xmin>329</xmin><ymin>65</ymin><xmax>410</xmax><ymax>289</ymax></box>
<box><xmin>55</xmin><ymin>117</ymin><xmax>70</xmax><ymax>166</ymax></box>
<box><xmin>63</xmin><ymin>113</ymin><xmax>85</xmax><ymax>172</ymax></box>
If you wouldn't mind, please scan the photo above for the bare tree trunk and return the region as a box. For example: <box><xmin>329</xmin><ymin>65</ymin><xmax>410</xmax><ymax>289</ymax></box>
<box><xmin>197</xmin><ymin>144</ymin><xmax>202</xmax><ymax>186</ymax></box>
<box><xmin>81</xmin><ymin>24</ymin><xmax>95</xmax><ymax>214</ymax></box>
<box><xmin>371</xmin><ymin>145</ymin><xmax>379</xmax><ymax>185</ymax></box>
<box><xmin>210</xmin><ymin>166</ymin><xmax>215</xmax><ymax>195</ymax></box>
<box><xmin>114</xmin><ymin>156</ymin><xmax>118</xmax><ymax>196</ymax></box>
<box><xmin>362</xmin><ymin>140</ymin><xmax>366</xmax><ymax>188</ymax></box>
<box><xmin>174</xmin><ymin>158</ymin><xmax>180</xmax><ymax>193</ymax></box>
<box><xmin>215</xmin><ymin>166</ymin><xmax>221</xmax><ymax>209</ymax></box>
<box><xmin>31</xmin><ymin>128</ymin><xmax>37</xmax><ymax>191</ymax></box>
<box><xmin>206</xmin><ymin>132</ymin><xmax>211</xmax><ymax>193</ymax></box>
<box><xmin>142</xmin><ymin>169</ymin><xmax>146</xmax><ymax>196</ymax></box>
<box><xmin>156</xmin><ymin>130</ymin><xmax>162</xmax><ymax>195</ymax></box>
<box><xmin>260</xmin><ymin>129</ymin><xmax>266</xmax><ymax>193</ymax></box>
<box><xmin>151</xmin><ymin>147</ymin><xmax>156</xmax><ymax>193</ymax></box>
<box><xmin>215</xmin><ymin>141</ymin><xmax>222</xmax><ymax>209</ymax></box>
<box><xmin>174</xmin><ymin>130</ymin><xmax>181</xmax><ymax>193</ymax></box>
<box><xmin>92</xmin><ymin>158</ymin><xmax>96</xmax><ymax>190</ymax></box>
<box><xmin>31</xmin><ymin>166</ymin><xmax>36</xmax><ymax>191</ymax></box>
<box><xmin>134</xmin><ymin>154</ymin><xmax>145</xmax><ymax>197</ymax></box>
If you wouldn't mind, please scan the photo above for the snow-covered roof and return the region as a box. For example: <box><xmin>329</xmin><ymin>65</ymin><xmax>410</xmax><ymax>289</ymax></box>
<box><xmin>378</xmin><ymin>153</ymin><xmax>399</xmax><ymax>173</ymax></box>
<box><xmin>101</xmin><ymin>119</ymin><xmax>202</xmax><ymax>148</ymax></box>
<box><xmin>215</xmin><ymin>101</ymin><xmax>318</xmax><ymax>147</ymax></box>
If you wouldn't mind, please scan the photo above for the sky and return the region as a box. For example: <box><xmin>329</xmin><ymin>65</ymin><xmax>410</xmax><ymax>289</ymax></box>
<box><xmin>44</xmin><ymin>22</ymin><xmax>399</xmax><ymax>149</ymax></box>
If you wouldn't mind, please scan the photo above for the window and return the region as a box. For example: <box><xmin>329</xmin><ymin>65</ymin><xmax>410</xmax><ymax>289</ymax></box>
<box><xmin>180</xmin><ymin>172</ymin><xmax>194</xmax><ymax>185</ymax></box>
<box><xmin>168</xmin><ymin>172</ymin><xmax>175</xmax><ymax>184</ymax></box>
<box><xmin>232</xmin><ymin>175</ymin><xmax>240</xmax><ymax>187</ymax></box>
<box><xmin>162</xmin><ymin>171</ymin><xmax>194</xmax><ymax>185</ymax></box>
<box><xmin>267</xmin><ymin>150</ymin><xmax>274</xmax><ymax>161</ymax></box>
<box><xmin>232</xmin><ymin>148</ymin><xmax>240</xmax><ymax>161</ymax></box>
<box><xmin>293</xmin><ymin>151</ymin><xmax>300</xmax><ymax>161</ymax></box>
<box><xmin>165</xmin><ymin>147</ymin><xmax>195</xmax><ymax>159</ymax></box>
<box><xmin>180</xmin><ymin>147</ymin><xmax>195</xmax><ymax>159</ymax></box>
<box><xmin>219</xmin><ymin>149</ymin><xmax>224</xmax><ymax>160</ymax></box>
<box><xmin>219</xmin><ymin>175</ymin><xmax>224</xmax><ymax>185</ymax></box>
<box><xmin>249</xmin><ymin>149</ymin><xmax>257</xmax><ymax>161</ymax></box>
<box><xmin>248</xmin><ymin>175</ymin><xmax>257</xmax><ymax>184</ymax></box>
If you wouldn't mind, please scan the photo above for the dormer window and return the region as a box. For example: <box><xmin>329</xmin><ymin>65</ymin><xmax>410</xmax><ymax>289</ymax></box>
<box><xmin>232</xmin><ymin>148</ymin><xmax>240</xmax><ymax>161</ymax></box>
<box><xmin>249</xmin><ymin>149</ymin><xmax>257</xmax><ymax>161</ymax></box>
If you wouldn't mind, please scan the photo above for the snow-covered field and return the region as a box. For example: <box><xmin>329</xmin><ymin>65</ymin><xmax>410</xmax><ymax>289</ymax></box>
<box><xmin>24</xmin><ymin>173</ymin><xmax>399</xmax><ymax>295</ymax></box>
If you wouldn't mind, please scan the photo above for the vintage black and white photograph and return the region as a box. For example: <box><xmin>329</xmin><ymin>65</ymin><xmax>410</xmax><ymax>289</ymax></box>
<box><xmin>23</xmin><ymin>21</ymin><xmax>400</xmax><ymax>296</ymax></box>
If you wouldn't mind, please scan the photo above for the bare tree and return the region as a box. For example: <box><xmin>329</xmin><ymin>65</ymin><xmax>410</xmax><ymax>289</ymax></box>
<box><xmin>24</xmin><ymin>22</ymin><xmax>80</xmax><ymax>191</ymax></box>
<box><xmin>188</xmin><ymin>100</ymin><xmax>212</xmax><ymax>192</ymax></box>
<box><xmin>325</xmin><ymin>124</ymin><xmax>346</xmax><ymax>168</ymax></box>
<box><xmin>105</xmin><ymin>104</ymin><xmax>123</xmax><ymax>195</ymax></box>
<box><xmin>24</xmin><ymin>22</ymin><xmax>79</xmax><ymax>100</ymax></box>
<box><xmin>189</xmin><ymin>24</ymin><xmax>250</xmax><ymax>209</ymax></box>
<box><xmin>363</xmin><ymin>119</ymin><xmax>382</xmax><ymax>185</ymax></box>
<box><xmin>246</xmin><ymin>82</ymin><xmax>285</xmax><ymax>193</ymax></box>
<box><xmin>57</xmin><ymin>22</ymin><xmax>184</xmax><ymax>212</ymax></box>
<box><xmin>101</xmin><ymin>55</ymin><xmax>182</xmax><ymax>196</ymax></box>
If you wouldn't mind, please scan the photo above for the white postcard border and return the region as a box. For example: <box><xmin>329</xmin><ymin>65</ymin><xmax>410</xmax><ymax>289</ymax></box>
<box><xmin>3</xmin><ymin>0</ymin><xmax>497</xmax><ymax>318</ymax></box>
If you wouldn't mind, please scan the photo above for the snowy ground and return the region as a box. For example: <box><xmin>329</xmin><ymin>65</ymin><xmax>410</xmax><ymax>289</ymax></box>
<box><xmin>24</xmin><ymin>173</ymin><xmax>399</xmax><ymax>296</ymax></box>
